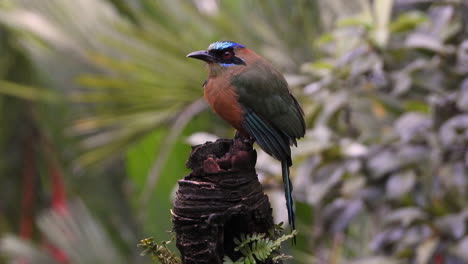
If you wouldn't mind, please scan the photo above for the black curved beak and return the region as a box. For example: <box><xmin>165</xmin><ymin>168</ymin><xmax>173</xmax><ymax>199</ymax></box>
<box><xmin>186</xmin><ymin>50</ymin><xmax>214</xmax><ymax>63</ymax></box>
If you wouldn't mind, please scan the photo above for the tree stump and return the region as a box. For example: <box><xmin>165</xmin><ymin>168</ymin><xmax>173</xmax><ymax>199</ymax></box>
<box><xmin>172</xmin><ymin>138</ymin><xmax>275</xmax><ymax>264</ymax></box>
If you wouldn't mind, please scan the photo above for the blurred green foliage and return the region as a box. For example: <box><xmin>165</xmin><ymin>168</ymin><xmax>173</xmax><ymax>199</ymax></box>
<box><xmin>0</xmin><ymin>0</ymin><xmax>467</xmax><ymax>264</ymax></box>
<box><xmin>292</xmin><ymin>1</ymin><xmax>468</xmax><ymax>263</ymax></box>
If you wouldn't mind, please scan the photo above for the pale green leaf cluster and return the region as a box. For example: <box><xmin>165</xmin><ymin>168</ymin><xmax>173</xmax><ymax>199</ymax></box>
<box><xmin>224</xmin><ymin>230</ymin><xmax>297</xmax><ymax>264</ymax></box>
<box><xmin>138</xmin><ymin>237</ymin><xmax>181</xmax><ymax>264</ymax></box>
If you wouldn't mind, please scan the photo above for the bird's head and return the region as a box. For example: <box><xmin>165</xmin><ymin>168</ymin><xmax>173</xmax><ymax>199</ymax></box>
<box><xmin>187</xmin><ymin>41</ymin><xmax>247</xmax><ymax>74</ymax></box>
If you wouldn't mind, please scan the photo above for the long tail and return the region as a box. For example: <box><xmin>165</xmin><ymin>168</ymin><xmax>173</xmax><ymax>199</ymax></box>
<box><xmin>281</xmin><ymin>160</ymin><xmax>296</xmax><ymax>244</ymax></box>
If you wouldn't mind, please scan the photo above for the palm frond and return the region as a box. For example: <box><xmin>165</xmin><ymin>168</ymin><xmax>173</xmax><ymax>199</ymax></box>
<box><xmin>1</xmin><ymin>200</ymin><xmax>125</xmax><ymax>264</ymax></box>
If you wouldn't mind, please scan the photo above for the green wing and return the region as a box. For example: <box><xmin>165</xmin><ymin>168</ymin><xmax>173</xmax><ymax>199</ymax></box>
<box><xmin>242</xmin><ymin>107</ymin><xmax>291</xmax><ymax>163</ymax></box>
<box><xmin>232</xmin><ymin>59</ymin><xmax>305</xmax><ymax>142</ymax></box>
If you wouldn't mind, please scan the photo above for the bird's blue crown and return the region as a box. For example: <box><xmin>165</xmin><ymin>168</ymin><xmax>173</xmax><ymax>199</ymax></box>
<box><xmin>208</xmin><ymin>41</ymin><xmax>244</xmax><ymax>51</ymax></box>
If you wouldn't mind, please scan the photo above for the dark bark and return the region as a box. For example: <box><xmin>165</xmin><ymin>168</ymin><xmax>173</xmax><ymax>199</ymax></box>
<box><xmin>172</xmin><ymin>138</ymin><xmax>276</xmax><ymax>264</ymax></box>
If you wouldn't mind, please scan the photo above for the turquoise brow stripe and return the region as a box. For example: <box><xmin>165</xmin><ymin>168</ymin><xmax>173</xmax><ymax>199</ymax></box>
<box><xmin>209</xmin><ymin>41</ymin><xmax>244</xmax><ymax>50</ymax></box>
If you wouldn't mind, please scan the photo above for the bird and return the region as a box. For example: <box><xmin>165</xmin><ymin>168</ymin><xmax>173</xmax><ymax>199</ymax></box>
<box><xmin>187</xmin><ymin>41</ymin><xmax>305</xmax><ymax>236</ymax></box>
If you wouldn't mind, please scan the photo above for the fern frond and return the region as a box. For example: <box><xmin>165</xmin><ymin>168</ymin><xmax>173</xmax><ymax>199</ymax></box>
<box><xmin>223</xmin><ymin>256</ymin><xmax>245</xmax><ymax>264</ymax></box>
<box><xmin>234</xmin><ymin>233</ymin><xmax>265</xmax><ymax>251</ymax></box>
<box><xmin>226</xmin><ymin>229</ymin><xmax>297</xmax><ymax>264</ymax></box>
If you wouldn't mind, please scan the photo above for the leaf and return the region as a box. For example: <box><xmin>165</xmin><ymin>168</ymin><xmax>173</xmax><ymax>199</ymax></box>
<box><xmin>323</xmin><ymin>198</ymin><xmax>364</xmax><ymax>232</ymax></box>
<box><xmin>301</xmin><ymin>60</ymin><xmax>333</xmax><ymax>77</ymax></box>
<box><xmin>405</xmin><ymin>33</ymin><xmax>453</xmax><ymax>54</ymax></box>
<box><xmin>367</xmin><ymin>146</ymin><xmax>428</xmax><ymax>179</ymax></box>
<box><xmin>303</xmin><ymin>81</ymin><xmax>323</xmax><ymax>95</ymax></box>
<box><xmin>370</xmin><ymin>226</ymin><xmax>405</xmax><ymax>251</ymax></box>
<box><xmin>316</xmin><ymin>32</ymin><xmax>334</xmax><ymax>45</ymax></box>
<box><xmin>307</xmin><ymin>164</ymin><xmax>344</xmax><ymax>205</ymax></box>
<box><xmin>386</xmin><ymin>170</ymin><xmax>416</xmax><ymax>199</ymax></box>
<box><xmin>384</xmin><ymin>207</ymin><xmax>427</xmax><ymax>227</ymax></box>
<box><xmin>390</xmin><ymin>11</ymin><xmax>428</xmax><ymax>33</ymax></box>
<box><xmin>38</xmin><ymin>200</ymin><xmax>125</xmax><ymax>264</ymax></box>
<box><xmin>283</xmin><ymin>74</ymin><xmax>310</xmax><ymax>87</ymax></box>
<box><xmin>341</xmin><ymin>176</ymin><xmax>366</xmax><ymax>197</ymax></box>
<box><xmin>223</xmin><ymin>256</ymin><xmax>233</xmax><ymax>264</ymax></box>
<box><xmin>229</xmin><ymin>230</ymin><xmax>295</xmax><ymax>263</ymax></box>
<box><xmin>348</xmin><ymin>256</ymin><xmax>401</xmax><ymax>264</ymax></box>
<box><xmin>390</xmin><ymin>71</ymin><xmax>411</xmax><ymax>96</ymax></box>
<box><xmin>1</xmin><ymin>200</ymin><xmax>125</xmax><ymax>264</ymax></box>
<box><xmin>234</xmin><ymin>233</ymin><xmax>265</xmax><ymax>252</ymax></box>
<box><xmin>127</xmin><ymin>122</ymin><xmax>204</xmax><ymax>239</ymax></box>
<box><xmin>394</xmin><ymin>112</ymin><xmax>432</xmax><ymax>143</ymax></box>
<box><xmin>317</xmin><ymin>91</ymin><xmax>348</xmax><ymax>125</ymax></box>
<box><xmin>0</xmin><ymin>236</ymin><xmax>58</xmax><ymax>264</ymax></box>
<box><xmin>293</xmin><ymin>156</ymin><xmax>320</xmax><ymax>202</ymax></box>
<box><xmin>223</xmin><ymin>256</ymin><xmax>245</xmax><ymax>264</ymax></box>
<box><xmin>367</xmin><ymin>150</ymin><xmax>401</xmax><ymax>178</ymax></box>
<box><xmin>403</xmin><ymin>100</ymin><xmax>430</xmax><ymax>114</ymax></box>
<box><xmin>455</xmin><ymin>40</ymin><xmax>468</xmax><ymax>74</ymax></box>
<box><xmin>435</xmin><ymin>209</ymin><xmax>468</xmax><ymax>239</ymax></box>
<box><xmin>340</xmin><ymin>139</ymin><xmax>368</xmax><ymax>157</ymax></box>
<box><xmin>0</xmin><ymin>80</ymin><xmax>60</xmax><ymax>102</ymax></box>
<box><xmin>396</xmin><ymin>225</ymin><xmax>432</xmax><ymax>253</ymax></box>
<box><xmin>415</xmin><ymin>237</ymin><xmax>439</xmax><ymax>264</ymax></box>
<box><xmin>294</xmin><ymin>125</ymin><xmax>332</xmax><ymax>156</ymax></box>
<box><xmin>426</xmin><ymin>6</ymin><xmax>458</xmax><ymax>41</ymax></box>
<box><xmin>456</xmin><ymin>78</ymin><xmax>468</xmax><ymax>111</ymax></box>
<box><xmin>453</xmin><ymin>237</ymin><xmax>468</xmax><ymax>261</ymax></box>
<box><xmin>350</xmin><ymin>53</ymin><xmax>381</xmax><ymax>77</ymax></box>
<box><xmin>137</xmin><ymin>237</ymin><xmax>181</xmax><ymax>264</ymax></box>
<box><xmin>337</xmin><ymin>17</ymin><xmax>372</xmax><ymax>30</ymax></box>
<box><xmin>439</xmin><ymin>114</ymin><xmax>468</xmax><ymax>148</ymax></box>
<box><xmin>372</xmin><ymin>0</ymin><xmax>392</xmax><ymax>47</ymax></box>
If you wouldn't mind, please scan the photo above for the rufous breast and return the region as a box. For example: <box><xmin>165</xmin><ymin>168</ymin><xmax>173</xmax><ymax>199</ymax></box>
<box><xmin>204</xmin><ymin>77</ymin><xmax>244</xmax><ymax>131</ymax></box>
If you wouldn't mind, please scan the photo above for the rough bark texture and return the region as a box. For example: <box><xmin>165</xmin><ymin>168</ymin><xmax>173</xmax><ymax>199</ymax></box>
<box><xmin>172</xmin><ymin>138</ymin><xmax>275</xmax><ymax>264</ymax></box>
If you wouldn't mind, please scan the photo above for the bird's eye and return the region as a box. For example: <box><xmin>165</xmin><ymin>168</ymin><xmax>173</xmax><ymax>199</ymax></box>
<box><xmin>223</xmin><ymin>51</ymin><xmax>232</xmax><ymax>58</ymax></box>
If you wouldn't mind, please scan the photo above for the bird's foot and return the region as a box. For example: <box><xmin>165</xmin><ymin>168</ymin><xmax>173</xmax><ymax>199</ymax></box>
<box><xmin>234</xmin><ymin>130</ymin><xmax>254</xmax><ymax>144</ymax></box>
<box><xmin>242</xmin><ymin>137</ymin><xmax>254</xmax><ymax>145</ymax></box>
